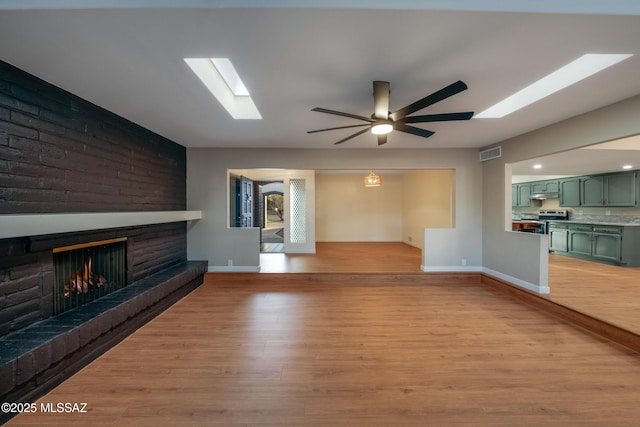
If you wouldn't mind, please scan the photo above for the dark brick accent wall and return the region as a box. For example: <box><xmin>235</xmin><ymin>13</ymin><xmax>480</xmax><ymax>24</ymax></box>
<box><xmin>0</xmin><ymin>60</ymin><xmax>185</xmax><ymax>214</ymax></box>
<box><xmin>0</xmin><ymin>61</ymin><xmax>188</xmax><ymax>338</ymax></box>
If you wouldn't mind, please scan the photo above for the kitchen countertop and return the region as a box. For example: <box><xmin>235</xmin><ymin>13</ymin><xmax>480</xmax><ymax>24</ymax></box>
<box><xmin>547</xmin><ymin>219</ymin><xmax>640</xmax><ymax>227</ymax></box>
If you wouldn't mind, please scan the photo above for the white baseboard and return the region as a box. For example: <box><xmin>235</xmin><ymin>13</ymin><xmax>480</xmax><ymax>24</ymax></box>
<box><xmin>421</xmin><ymin>265</ymin><xmax>483</xmax><ymax>272</ymax></box>
<box><xmin>208</xmin><ymin>266</ymin><xmax>260</xmax><ymax>272</ymax></box>
<box><xmin>482</xmin><ymin>268</ymin><xmax>550</xmax><ymax>294</ymax></box>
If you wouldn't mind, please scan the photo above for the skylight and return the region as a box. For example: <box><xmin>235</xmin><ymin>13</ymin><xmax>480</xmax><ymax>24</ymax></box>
<box><xmin>475</xmin><ymin>53</ymin><xmax>633</xmax><ymax>119</ymax></box>
<box><xmin>184</xmin><ymin>58</ymin><xmax>261</xmax><ymax>119</ymax></box>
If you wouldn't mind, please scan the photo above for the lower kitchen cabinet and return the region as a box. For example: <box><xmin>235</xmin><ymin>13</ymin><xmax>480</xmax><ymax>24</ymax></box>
<box><xmin>592</xmin><ymin>227</ymin><xmax>622</xmax><ymax>262</ymax></box>
<box><xmin>568</xmin><ymin>225</ymin><xmax>594</xmax><ymax>257</ymax></box>
<box><xmin>548</xmin><ymin>221</ymin><xmax>640</xmax><ymax>266</ymax></box>
<box><xmin>548</xmin><ymin>223</ymin><xmax>568</xmax><ymax>252</ymax></box>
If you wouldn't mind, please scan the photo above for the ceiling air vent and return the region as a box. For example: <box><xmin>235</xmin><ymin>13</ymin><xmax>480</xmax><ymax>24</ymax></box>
<box><xmin>479</xmin><ymin>146</ymin><xmax>502</xmax><ymax>162</ymax></box>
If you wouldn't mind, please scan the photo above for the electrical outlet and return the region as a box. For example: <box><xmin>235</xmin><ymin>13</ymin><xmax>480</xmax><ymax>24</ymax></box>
<box><xmin>407</xmin><ymin>236</ymin><xmax>412</xmax><ymax>242</ymax></box>
<box><xmin>227</xmin><ymin>259</ymin><xmax>233</xmax><ymax>267</ymax></box>
<box><xmin>461</xmin><ymin>259</ymin><xmax>467</xmax><ymax>266</ymax></box>
<box><xmin>605</xmin><ymin>210</ymin><xmax>611</xmax><ymax>216</ymax></box>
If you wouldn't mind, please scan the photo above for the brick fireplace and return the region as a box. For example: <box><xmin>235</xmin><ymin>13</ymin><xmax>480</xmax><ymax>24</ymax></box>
<box><xmin>0</xmin><ymin>59</ymin><xmax>190</xmax><ymax>335</ymax></box>
<box><xmin>0</xmin><ymin>61</ymin><xmax>205</xmax><ymax>412</ymax></box>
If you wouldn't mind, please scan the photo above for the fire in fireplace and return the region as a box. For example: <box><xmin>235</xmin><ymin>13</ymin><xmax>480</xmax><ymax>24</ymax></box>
<box><xmin>53</xmin><ymin>238</ymin><xmax>127</xmax><ymax>315</ymax></box>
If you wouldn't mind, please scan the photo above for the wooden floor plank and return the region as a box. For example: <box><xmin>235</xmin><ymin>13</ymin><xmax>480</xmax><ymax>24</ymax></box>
<box><xmin>7</xmin><ymin>270</ymin><xmax>640</xmax><ymax>426</ymax></box>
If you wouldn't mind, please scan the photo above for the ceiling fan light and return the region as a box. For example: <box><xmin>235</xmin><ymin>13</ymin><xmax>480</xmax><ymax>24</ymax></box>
<box><xmin>371</xmin><ymin>122</ymin><xmax>393</xmax><ymax>135</ymax></box>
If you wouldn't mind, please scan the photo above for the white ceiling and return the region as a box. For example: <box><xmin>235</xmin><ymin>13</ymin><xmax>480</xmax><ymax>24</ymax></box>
<box><xmin>1</xmin><ymin>1</ymin><xmax>640</xmax><ymax>156</ymax></box>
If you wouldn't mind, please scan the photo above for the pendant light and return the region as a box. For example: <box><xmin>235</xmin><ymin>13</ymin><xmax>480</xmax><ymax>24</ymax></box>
<box><xmin>364</xmin><ymin>171</ymin><xmax>381</xmax><ymax>187</ymax></box>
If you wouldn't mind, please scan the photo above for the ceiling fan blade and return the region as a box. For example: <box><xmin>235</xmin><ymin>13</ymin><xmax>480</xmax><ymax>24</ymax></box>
<box><xmin>373</xmin><ymin>81</ymin><xmax>390</xmax><ymax>120</ymax></box>
<box><xmin>333</xmin><ymin>128</ymin><xmax>370</xmax><ymax>145</ymax></box>
<box><xmin>394</xmin><ymin>124</ymin><xmax>435</xmax><ymax>139</ymax></box>
<box><xmin>390</xmin><ymin>80</ymin><xmax>468</xmax><ymax>121</ymax></box>
<box><xmin>311</xmin><ymin>107</ymin><xmax>374</xmax><ymax>123</ymax></box>
<box><xmin>307</xmin><ymin>123</ymin><xmax>371</xmax><ymax>134</ymax></box>
<box><xmin>377</xmin><ymin>134</ymin><xmax>387</xmax><ymax>146</ymax></box>
<box><xmin>397</xmin><ymin>111</ymin><xmax>474</xmax><ymax>124</ymax></box>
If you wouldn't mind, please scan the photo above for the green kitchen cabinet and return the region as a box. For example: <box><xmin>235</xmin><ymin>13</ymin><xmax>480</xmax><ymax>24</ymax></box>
<box><xmin>548</xmin><ymin>222</ymin><xmax>568</xmax><ymax>252</ymax></box>
<box><xmin>576</xmin><ymin>172</ymin><xmax>636</xmax><ymax>207</ymax></box>
<box><xmin>549</xmin><ymin>222</ymin><xmax>638</xmax><ymax>266</ymax></box>
<box><xmin>581</xmin><ymin>176</ymin><xmax>604</xmax><ymax>206</ymax></box>
<box><xmin>517</xmin><ymin>170</ymin><xmax>636</xmax><ymax>208</ymax></box>
<box><xmin>568</xmin><ymin>224</ymin><xmax>593</xmax><ymax>257</ymax></box>
<box><xmin>605</xmin><ymin>172</ymin><xmax>637</xmax><ymax>206</ymax></box>
<box><xmin>531</xmin><ymin>179</ymin><xmax>559</xmax><ymax>193</ymax></box>
<box><xmin>511</xmin><ymin>183</ymin><xmax>531</xmax><ymax>207</ymax></box>
<box><xmin>592</xmin><ymin>226</ymin><xmax>622</xmax><ymax>263</ymax></box>
<box><xmin>559</xmin><ymin>178</ymin><xmax>580</xmax><ymax>207</ymax></box>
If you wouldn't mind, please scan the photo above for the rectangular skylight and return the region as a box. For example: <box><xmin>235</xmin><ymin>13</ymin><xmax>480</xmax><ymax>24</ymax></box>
<box><xmin>210</xmin><ymin>58</ymin><xmax>250</xmax><ymax>96</ymax></box>
<box><xmin>475</xmin><ymin>53</ymin><xmax>633</xmax><ymax>119</ymax></box>
<box><xmin>184</xmin><ymin>57</ymin><xmax>261</xmax><ymax>119</ymax></box>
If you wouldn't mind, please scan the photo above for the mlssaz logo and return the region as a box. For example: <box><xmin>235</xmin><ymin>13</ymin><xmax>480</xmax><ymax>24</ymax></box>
<box><xmin>40</xmin><ymin>402</ymin><xmax>88</xmax><ymax>413</ymax></box>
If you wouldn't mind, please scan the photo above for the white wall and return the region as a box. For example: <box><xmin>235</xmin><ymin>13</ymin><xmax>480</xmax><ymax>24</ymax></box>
<box><xmin>482</xmin><ymin>95</ymin><xmax>640</xmax><ymax>292</ymax></box>
<box><xmin>316</xmin><ymin>173</ymin><xmax>403</xmax><ymax>242</ymax></box>
<box><xmin>187</xmin><ymin>148</ymin><xmax>482</xmax><ymax>271</ymax></box>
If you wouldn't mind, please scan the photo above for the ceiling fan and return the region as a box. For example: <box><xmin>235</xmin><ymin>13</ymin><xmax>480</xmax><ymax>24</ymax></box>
<box><xmin>308</xmin><ymin>80</ymin><xmax>473</xmax><ymax>146</ymax></box>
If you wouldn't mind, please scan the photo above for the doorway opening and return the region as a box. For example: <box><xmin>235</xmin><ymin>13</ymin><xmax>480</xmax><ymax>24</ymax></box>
<box><xmin>260</xmin><ymin>183</ymin><xmax>284</xmax><ymax>253</ymax></box>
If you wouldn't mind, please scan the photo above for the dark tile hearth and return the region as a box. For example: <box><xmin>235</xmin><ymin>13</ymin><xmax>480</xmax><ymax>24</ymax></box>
<box><xmin>0</xmin><ymin>260</ymin><xmax>206</xmax><ymax>421</ymax></box>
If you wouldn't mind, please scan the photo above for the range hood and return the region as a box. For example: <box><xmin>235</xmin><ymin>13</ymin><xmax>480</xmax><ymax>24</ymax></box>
<box><xmin>529</xmin><ymin>192</ymin><xmax>560</xmax><ymax>200</ymax></box>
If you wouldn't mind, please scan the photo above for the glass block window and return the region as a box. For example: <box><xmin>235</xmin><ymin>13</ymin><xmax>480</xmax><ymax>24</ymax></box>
<box><xmin>289</xmin><ymin>179</ymin><xmax>306</xmax><ymax>243</ymax></box>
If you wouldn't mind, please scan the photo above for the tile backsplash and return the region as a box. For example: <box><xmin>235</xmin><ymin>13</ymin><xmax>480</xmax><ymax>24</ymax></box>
<box><xmin>512</xmin><ymin>198</ymin><xmax>640</xmax><ymax>223</ymax></box>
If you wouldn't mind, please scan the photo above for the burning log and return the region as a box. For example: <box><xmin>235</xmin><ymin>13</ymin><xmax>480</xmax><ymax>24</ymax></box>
<box><xmin>64</xmin><ymin>257</ymin><xmax>108</xmax><ymax>297</ymax></box>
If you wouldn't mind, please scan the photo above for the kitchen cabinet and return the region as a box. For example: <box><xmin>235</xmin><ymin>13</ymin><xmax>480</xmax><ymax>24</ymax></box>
<box><xmin>560</xmin><ymin>171</ymin><xmax>637</xmax><ymax>207</ymax></box>
<box><xmin>548</xmin><ymin>221</ymin><xmax>640</xmax><ymax>266</ymax></box>
<box><xmin>592</xmin><ymin>226</ymin><xmax>622</xmax><ymax>263</ymax></box>
<box><xmin>580</xmin><ymin>172</ymin><xmax>637</xmax><ymax>207</ymax></box>
<box><xmin>559</xmin><ymin>178</ymin><xmax>580</xmax><ymax>207</ymax></box>
<box><xmin>511</xmin><ymin>183</ymin><xmax>531</xmax><ymax>207</ymax></box>
<box><xmin>580</xmin><ymin>176</ymin><xmax>604</xmax><ymax>206</ymax></box>
<box><xmin>555</xmin><ymin>223</ymin><xmax>623</xmax><ymax>264</ymax></box>
<box><xmin>518</xmin><ymin>170</ymin><xmax>637</xmax><ymax>208</ymax></box>
<box><xmin>531</xmin><ymin>179</ymin><xmax>559</xmax><ymax>193</ymax></box>
<box><xmin>605</xmin><ymin>172</ymin><xmax>637</xmax><ymax>206</ymax></box>
<box><xmin>568</xmin><ymin>224</ymin><xmax>594</xmax><ymax>257</ymax></box>
<box><xmin>548</xmin><ymin>223</ymin><xmax>568</xmax><ymax>252</ymax></box>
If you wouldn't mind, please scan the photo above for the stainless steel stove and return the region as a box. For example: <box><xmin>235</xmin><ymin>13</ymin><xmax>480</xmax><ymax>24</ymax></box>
<box><xmin>538</xmin><ymin>209</ymin><xmax>568</xmax><ymax>221</ymax></box>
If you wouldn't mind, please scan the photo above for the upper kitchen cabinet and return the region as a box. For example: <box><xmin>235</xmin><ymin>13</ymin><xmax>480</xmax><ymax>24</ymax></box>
<box><xmin>531</xmin><ymin>180</ymin><xmax>559</xmax><ymax>193</ymax></box>
<box><xmin>579</xmin><ymin>172</ymin><xmax>637</xmax><ymax>207</ymax></box>
<box><xmin>580</xmin><ymin>175</ymin><xmax>604</xmax><ymax>206</ymax></box>
<box><xmin>559</xmin><ymin>171</ymin><xmax>637</xmax><ymax>207</ymax></box>
<box><xmin>512</xmin><ymin>183</ymin><xmax>531</xmax><ymax>207</ymax></box>
<box><xmin>559</xmin><ymin>178</ymin><xmax>581</xmax><ymax>207</ymax></box>
<box><xmin>605</xmin><ymin>172</ymin><xmax>637</xmax><ymax>206</ymax></box>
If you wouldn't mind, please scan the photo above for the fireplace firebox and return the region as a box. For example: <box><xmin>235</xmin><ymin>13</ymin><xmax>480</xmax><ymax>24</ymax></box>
<box><xmin>53</xmin><ymin>238</ymin><xmax>127</xmax><ymax>315</ymax></box>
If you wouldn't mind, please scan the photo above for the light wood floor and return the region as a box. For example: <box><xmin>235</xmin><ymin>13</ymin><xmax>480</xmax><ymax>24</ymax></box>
<box><xmin>261</xmin><ymin>243</ymin><xmax>639</xmax><ymax>335</ymax></box>
<box><xmin>547</xmin><ymin>253</ymin><xmax>640</xmax><ymax>335</ymax></box>
<box><xmin>259</xmin><ymin>242</ymin><xmax>424</xmax><ymax>273</ymax></box>
<box><xmin>8</xmin><ymin>243</ymin><xmax>640</xmax><ymax>426</ymax></box>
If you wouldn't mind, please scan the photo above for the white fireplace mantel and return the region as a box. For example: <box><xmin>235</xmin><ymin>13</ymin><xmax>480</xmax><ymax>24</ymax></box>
<box><xmin>0</xmin><ymin>210</ymin><xmax>202</xmax><ymax>239</ymax></box>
